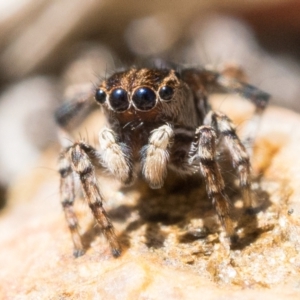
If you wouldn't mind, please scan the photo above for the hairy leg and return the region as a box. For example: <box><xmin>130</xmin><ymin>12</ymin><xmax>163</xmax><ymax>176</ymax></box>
<box><xmin>54</xmin><ymin>84</ymin><xmax>96</xmax><ymax>130</ymax></box>
<box><xmin>67</xmin><ymin>142</ymin><xmax>121</xmax><ymax>257</ymax></box>
<box><xmin>205</xmin><ymin>111</ymin><xmax>252</xmax><ymax>209</ymax></box>
<box><xmin>59</xmin><ymin>152</ymin><xmax>84</xmax><ymax>257</ymax></box>
<box><xmin>191</xmin><ymin>125</ymin><xmax>234</xmax><ymax>236</ymax></box>
<box><xmin>182</xmin><ymin>67</ymin><xmax>270</xmax><ymax>152</ymax></box>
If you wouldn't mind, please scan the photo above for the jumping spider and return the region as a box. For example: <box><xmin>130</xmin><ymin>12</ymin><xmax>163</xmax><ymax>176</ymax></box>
<box><xmin>55</xmin><ymin>66</ymin><xmax>269</xmax><ymax>258</ymax></box>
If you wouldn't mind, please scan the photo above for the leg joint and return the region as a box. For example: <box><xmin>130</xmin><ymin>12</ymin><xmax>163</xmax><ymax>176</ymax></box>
<box><xmin>89</xmin><ymin>202</ymin><xmax>102</xmax><ymax>211</ymax></box>
<box><xmin>62</xmin><ymin>199</ymin><xmax>73</xmax><ymax>207</ymax></box>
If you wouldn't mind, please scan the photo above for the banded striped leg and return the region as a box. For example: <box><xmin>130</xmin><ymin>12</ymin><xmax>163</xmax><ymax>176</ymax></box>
<box><xmin>181</xmin><ymin>67</ymin><xmax>270</xmax><ymax>154</ymax></box>
<box><xmin>69</xmin><ymin>143</ymin><xmax>121</xmax><ymax>257</ymax></box>
<box><xmin>193</xmin><ymin>126</ymin><xmax>234</xmax><ymax>236</ymax></box>
<box><xmin>205</xmin><ymin>111</ymin><xmax>252</xmax><ymax>210</ymax></box>
<box><xmin>216</xmin><ymin>71</ymin><xmax>270</xmax><ymax>153</ymax></box>
<box><xmin>59</xmin><ymin>142</ymin><xmax>122</xmax><ymax>258</ymax></box>
<box><xmin>59</xmin><ymin>152</ymin><xmax>84</xmax><ymax>257</ymax></box>
<box><xmin>141</xmin><ymin>124</ymin><xmax>174</xmax><ymax>189</ymax></box>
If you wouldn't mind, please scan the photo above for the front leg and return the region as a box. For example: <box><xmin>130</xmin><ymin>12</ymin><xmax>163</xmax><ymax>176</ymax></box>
<box><xmin>67</xmin><ymin>142</ymin><xmax>122</xmax><ymax>257</ymax></box>
<box><xmin>59</xmin><ymin>152</ymin><xmax>84</xmax><ymax>257</ymax></box>
<box><xmin>205</xmin><ymin>111</ymin><xmax>252</xmax><ymax>210</ymax></box>
<box><xmin>59</xmin><ymin>127</ymin><xmax>133</xmax><ymax>257</ymax></box>
<box><xmin>141</xmin><ymin>124</ymin><xmax>174</xmax><ymax>189</ymax></box>
<box><xmin>191</xmin><ymin>126</ymin><xmax>235</xmax><ymax>237</ymax></box>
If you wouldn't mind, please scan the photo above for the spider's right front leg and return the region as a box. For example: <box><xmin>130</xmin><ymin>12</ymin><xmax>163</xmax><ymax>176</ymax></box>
<box><xmin>70</xmin><ymin>142</ymin><xmax>123</xmax><ymax>257</ymax></box>
<box><xmin>60</xmin><ymin>143</ymin><xmax>121</xmax><ymax>257</ymax></box>
<box><xmin>59</xmin><ymin>129</ymin><xmax>133</xmax><ymax>258</ymax></box>
<box><xmin>59</xmin><ymin>152</ymin><xmax>84</xmax><ymax>257</ymax></box>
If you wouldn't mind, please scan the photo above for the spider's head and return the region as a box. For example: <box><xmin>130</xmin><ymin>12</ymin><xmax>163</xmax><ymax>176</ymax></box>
<box><xmin>94</xmin><ymin>68</ymin><xmax>182</xmax><ymax>123</ymax></box>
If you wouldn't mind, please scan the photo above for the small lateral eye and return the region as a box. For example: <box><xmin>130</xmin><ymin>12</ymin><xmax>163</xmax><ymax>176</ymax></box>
<box><xmin>109</xmin><ymin>88</ymin><xmax>129</xmax><ymax>112</ymax></box>
<box><xmin>159</xmin><ymin>86</ymin><xmax>174</xmax><ymax>101</ymax></box>
<box><xmin>132</xmin><ymin>87</ymin><xmax>156</xmax><ymax>111</ymax></box>
<box><xmin>95</xmin><ymin>89</ymin><xmax>106</xmax><ymax>104</ymax></box>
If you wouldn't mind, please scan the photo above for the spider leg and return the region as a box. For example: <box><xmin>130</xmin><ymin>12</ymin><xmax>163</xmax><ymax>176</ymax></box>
<box><xmin>216</xmin><ymin>70</ymin><xmax>270</xmax><ymax>152</ymax></box>
<box><xmin>59</xmin><ymin>141</ymin><xmax>125</xmax><ymax>258</ymax></box>
<box><xmin>56</xmin><ymin>85</ymin><xmax>99</xmax><ymax>257</ymax></box>
<box><xmin>141</xmin><ymin>124</ymin><xmax>174</xmax><ymax>189</ymax></box>
<box><xmin>70</xmin><ymin>142</ymin><xmax>121</xmax><ymax>257</ymax></box>
<box><xmin>54</xmin><ymin>84</ymin><xmax>98</xmax><ymax>150</ymax></box>
<box><xmin>205</xmin><ymin>111</ymin><xmax>252</xmax><ymax>210</ymax></box>
<box><xmin>191</xmin><ymin>125</ymin><xmax>234</xmax><ymax>236</ymax></box>
<box><xmin>59</xmin><ymin>152</ymin><xmax>84</xmax><ymax>257</ymax></box>
<box><xmin>55</xmin><ymin>84</ymin><xmax>97</xmax><ymax>129</ymax></box>
<box><xmin>216</xmin><ymin>64</ymin><xmax>269</xmax><ymax>107</ymax></box>
<box><xmin>181</xmin><ymin>67</ymin><xmax>270</xmax><ymax>152</ymax></box>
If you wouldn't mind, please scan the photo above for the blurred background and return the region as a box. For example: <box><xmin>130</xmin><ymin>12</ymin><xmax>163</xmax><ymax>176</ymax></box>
<box><xmin>0</xmin><ymin>0</ymin><xmax>300</xmax><ymax>207</ymax></box>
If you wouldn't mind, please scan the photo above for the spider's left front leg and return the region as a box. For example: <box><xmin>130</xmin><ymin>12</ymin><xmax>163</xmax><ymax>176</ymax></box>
<box><xmin>191</xmin><ymin>126</ymin><xmax>235</xmax><ymax>237</ymax></box>
<box><xmin>182</xmin><ymin>67</ymin><xmax>270</xmax><ymax>154</ymax></box>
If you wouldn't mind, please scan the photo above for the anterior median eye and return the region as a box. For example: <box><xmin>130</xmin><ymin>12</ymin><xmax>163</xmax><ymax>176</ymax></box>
<box><xmin>132</xmin><ymin>87</ymin><xmax>156</xmax><ymax>111</ymax></box>
<box><xmin>109</xmin><ymin>88</ymin><xmax>129</xmax><ymax>112</ymax></box>
<box><xmin>95</xmin><ymin>89</ymin><xmax>106</xmax><ymax>104</ymax></box>
<box><xmin>159</xmin><ymin>86</ymin><xmax>174</xmax><ymax>101</ymax></box>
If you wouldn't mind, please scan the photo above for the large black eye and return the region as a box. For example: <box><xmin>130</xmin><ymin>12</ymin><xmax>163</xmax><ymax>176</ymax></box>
<box><xmin>95</xmin><ymin>89</ymin><xmax>106</xmax><ymax>104</ymax></box>
<box><xmin>159</xmin><ymin>86</ymin><xmax>174</xmax><ymax>101</ymax></box>
<box><xmin>132</xmin><ymin>87</ymin><xmax>156</xmax><ymax>111</ymax></box>
<box><xmin>109</xmin><ymin>88</ymin><xmax>129</xmax><ymax>112</ymax></box>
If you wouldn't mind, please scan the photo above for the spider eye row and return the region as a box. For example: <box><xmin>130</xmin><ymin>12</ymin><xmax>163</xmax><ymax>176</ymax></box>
<box><xmin>95</xmin><ymin>85</ymin><xmax>174</xmax><ymax>112</ymax></box>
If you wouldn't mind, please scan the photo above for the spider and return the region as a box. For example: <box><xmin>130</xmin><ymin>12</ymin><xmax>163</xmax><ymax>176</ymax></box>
<box><xmin>55</xmin><ymin>66</ymin><xmax>269</xmax><ymax>258</ymax></box>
